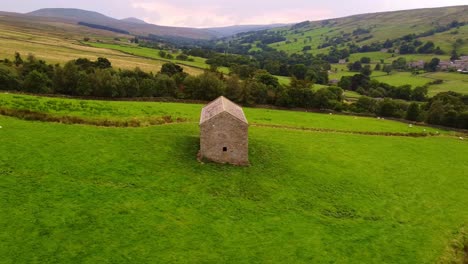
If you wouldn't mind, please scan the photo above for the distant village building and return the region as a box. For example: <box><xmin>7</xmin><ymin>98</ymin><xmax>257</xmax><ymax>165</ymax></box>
<box><xmin>338</xmin><ymin>59</ymin><xmax>347</xmax><ymax>64</ymax></box>
<box><xmin>408</xmin><ymin>60</ymin><xmax>425</xmax><ymax>69</ymax></box>
<box><xmin>439</xmin><ymin>56</ymin><xmax>468</xmax><ymax>71</ymax></box>
<box><xmin>329</xmin><ymin>79</ymin><xmax>339</xmax><ymax>85</ymax></box>
<box><xmin>199</xmin><ymin>96</ymin><xmax>249</xmax><ymax>166</ymax></box>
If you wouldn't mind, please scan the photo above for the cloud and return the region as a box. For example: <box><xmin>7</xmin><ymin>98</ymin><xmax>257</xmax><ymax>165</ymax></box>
<box><xmin>131</xmin><ymin>1</ymin><xmax>235</xmax><ymax>27</ymax></box>
<box><xmin>130</xmin><ymin>0</ymin><xmax>333</xmax><ymax>27</ymax></box>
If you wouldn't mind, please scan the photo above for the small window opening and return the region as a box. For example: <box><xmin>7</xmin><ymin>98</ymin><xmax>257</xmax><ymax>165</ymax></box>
<box><xmin>223</xmin><ymin>147</ymin><xmax>228</xmax><ymax>152</ymax></box>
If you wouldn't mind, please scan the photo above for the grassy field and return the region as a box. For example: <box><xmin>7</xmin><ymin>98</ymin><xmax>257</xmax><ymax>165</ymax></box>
<box><xmin>329</xmin><ymin>64</ymin><xmax>468</xmax><ymax>96</ymax></box>
<box><xmin>348</xmin><ymin>52</ymin><xmax>451</xmax><ymax>64</ymax></box>
<box><xmin>267</xmin><ymin>6</ymin><xmax>468</xmax><ymax>55</ymax></box>
<box><xmin>0</xmin><ymin>17</ymin><xmax>203</xmax><ymax>75</ymax></box>
<box><xmin>88</xmin><ymin>42</ymin><xmax>230</xmax><ymax>74</ymax></box>
<box><xmin>0</xmin><ymin>94</ymin><xmax>467</xmax><ymax>263</ymax></box>
<box><xmin>0</xmin><ymin>93</ymin><xmax>442</xmax><ymax>134</ymax></box>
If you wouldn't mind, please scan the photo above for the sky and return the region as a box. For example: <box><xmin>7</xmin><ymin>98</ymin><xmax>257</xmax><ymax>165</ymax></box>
<box><xmin>0</xmin><ymin>0</ymin><xmax>466</xmax><ymax>28</ymax></box>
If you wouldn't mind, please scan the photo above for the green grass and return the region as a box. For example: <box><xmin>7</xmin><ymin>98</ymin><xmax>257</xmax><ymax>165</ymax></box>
<box><xmin>349</xmin><ymin>52</ymin><xmax>451</xmax><ymax>64</ymax></box>
<box><xmin>0</xmin><ymin>108</ymin><xmax>467</xmax><ymax>262</ymax></box>
<box><xmin>423</xmin><ymin>72</ymin><xmax>468</xmax><ymax>96</ymax></box>
<box><xmin>329</xmin><ymin>66</ymin><xmax>468</xmax><ymax>96</ymax></box>
<box><xmin>372</xmin><ymin>72</ymin><xmax>432</xmax><ymax>87</ymax></box>
<box><xmin>88</xmin><ymin>42</ymin><xmax>230</xmax><ymax>74</ymax></box>
<box><xmin>0</xmin><ymin>18</ymin><xmax>204</xmax><ymax>75</ymax></box>
<box><xmin>0</xmin><ymin>93</ymin><xmax>444</xmax><ymax>134</ymax></box>
<box><xmin>264</xmin><ymin>6</ymin><xmax>468</xmax><ymax>56</ymax></box>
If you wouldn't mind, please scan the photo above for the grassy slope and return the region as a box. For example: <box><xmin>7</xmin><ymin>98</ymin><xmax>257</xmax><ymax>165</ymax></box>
<box><xmin>0</xmin><ymin>97</ymin><xmax>467</xmax><ymax>262</ymax></box>
<box><xmin>88</xmin><ymin>42</ymin><xmax>230</xmax><ymax>74</ymax></box>
<box><xmin>329</xmin><ymin>64</ymin><xmax>468</xmax><ymax>95</ymax></box>
<box><xmin>0</xmin><ymin>93</ymin><xmax>444</xmax><ymax>134</ymax></box>
<box><xmin>0</xmin><ymin>16</ymin><xmax>203</xmax><ymax>75</ymax></box>
<box><xmin>270</xmin><ymin>6</ymin><xmax>468</xmax><ymax>55</ymax></box>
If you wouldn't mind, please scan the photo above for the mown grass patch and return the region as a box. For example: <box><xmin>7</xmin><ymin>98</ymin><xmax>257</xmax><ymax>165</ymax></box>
<box><xmin>0</xmin><ymin>115</ymin><xmax>467</xmax><ymax>263</ymax></box>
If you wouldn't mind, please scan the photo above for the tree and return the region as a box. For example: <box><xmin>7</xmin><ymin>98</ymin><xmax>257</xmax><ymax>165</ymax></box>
<box><xmin>417</xmin><ymin>41</ymin><xmax>435</xmax><ymax>54</ymax></box>
<box><xmin>89</xmin><ymin>69</ymin><xmax>119</xmax><ymax>97</ymax></box>
<box><xmin>176</xmin><ymin>54</ymin><xmax>189</xmax><ymax>61</ymax></box>
<box><xmin>95</xmin><ymin>57</ymin><xmax>112</xmax><ymax>69</ymax></box>
<box><xmin>374</xmin><ymin>63</ymin><xmax>381</xmax><ymax>71</ymax></box>
<box><xmin>450</xmin><ymin>50</ymin><xmax>459</xmax><ymax>61</ymax></box>
<box><xmin>14</xmin><ymin>52</ymin><xmax>23</xmax><ymax>66</ymax></box>
<box><xmin>23</xmin><ymin>70</ymin><xmax>51</xmax><ymax>93</ymax></box>
<box><xmin>393</xmin><ymin>85</ymin><xmax>412</xmax><ymax>100</ymax></box>
<box><xmin>183</xmin><ymin>72</ymin><xmax>225</xmax><ymax>100</ymax></box>
<box><xmin>457</xmin><ymin>111</ymin><xmax>468</xmax><ymax>129</ymax></box>
<box><xmin>313</xmin><ymin>87</ymin><xmax>343</xmax><ymax>110</ymax></box>
<box><xmin>360</xmin><ymin>57</ymin><xmax>371</xmax><ymax>63</ymax></box>
<box><xmin>425</xmin><ymin>58</ymin><xmax>440</xmax><ymax>72</ymax></box>
<box><xmin>391</xmin><ymin>57</ymin><xmax>407</xmax><ymax>70</ymax></box>
<box><xmin>225</xmin><ymin>75</ymin><xmax>242</xmax><ymax>102</ymax></box>
<box><xmin>160</xmin><ymin>62</ymin><xmax>184</xmax><ymax>77</ymax></box>
<box><xmin>139</xmin><ymin>78</ymin><xmax>157</xmax><ymax>97</ymax></box>
<box><xmin>406</xmin><ymin>103</ymin><xmax>421</xmax><ymax>121</ymax></box>
<box><xmin>411</xmin><ymin>86</ymin><xmax>428</xmax><ymax>101</ymax></box>
<box><xmin>360</xmin><ymin>65</ymin><xmax>372</xmax><ymax>76</ymax></box>
<box><xmin>378</xmin><ymin>99</ymin><xmax>400</xmax><ymax>117</ymax></box>
<box><xmin>290</xmin><ymin>64</ymin><xmax>308</xmax><ymax>80</ymax></box>
<box><xmin>426</xmin><ymin>100</ymin><xmax>445</xmax><ymax>125</ymax></box>
<box><xmin>57</xmin><ymin>61</ymin><xmax>80</xmax><ymax>95</ymax></box>
<box><xmin>354</xmin><ymin>96</ymin><xmax>377</xmax><ymax>113</ymax></box>
<box><xmin>383</xmin><ymin>65</ymin><xmax>393</xmax><ymax>75</ymax></box>
<box><xmin>0</xmin><ymin>68</ymin><xmax>19</xmax><ymax>91</ymax></box>
<box><xmin>347</xmin><ymin>61</ymin><xmax>362</xmax><ymax>72</ymax></box>
<box><xmin>118</xmin><ymin>76</ymin><xmax>140</xmax><ymax>97</ymax></box>
<box><xmin>154</xmin><ymin>74</ymin><xmax>176</xmax><ymax>97</ymax></box>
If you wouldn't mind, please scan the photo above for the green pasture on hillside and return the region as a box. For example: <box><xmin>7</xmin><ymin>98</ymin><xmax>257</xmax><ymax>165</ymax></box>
<box><xmin>0</xmin><ymin>98</ymin><xmax>467</xmax><ymax>262</ymax></box>
<box><xmin>88</xmin><ymin>42</ymin><xmax>230</xmax><ymax>74</ymax></box>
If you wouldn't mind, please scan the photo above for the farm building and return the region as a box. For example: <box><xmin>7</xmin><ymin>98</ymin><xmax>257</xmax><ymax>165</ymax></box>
<box><xmin>199</xmin><ymin>96</ymin><xmax>249</xmax><ymax>166</ymax></box>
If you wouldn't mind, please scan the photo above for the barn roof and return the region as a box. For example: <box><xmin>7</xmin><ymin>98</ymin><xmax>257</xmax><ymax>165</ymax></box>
<box><xmin>200</xmin><ymin>96</ymin><xmax>248</xmax><ymax>125</ymax></box>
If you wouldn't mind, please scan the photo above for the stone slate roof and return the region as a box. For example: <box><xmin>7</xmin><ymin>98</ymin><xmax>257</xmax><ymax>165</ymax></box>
<box><xmin>200</xmin><ymin>96</ymin><xmax>248</xmax><ymax>124</ymax></box>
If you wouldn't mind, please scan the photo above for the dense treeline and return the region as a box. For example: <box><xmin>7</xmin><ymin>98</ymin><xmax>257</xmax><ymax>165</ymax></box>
<box><xmin>351</xmin><ymin>92</ymin><xmax>468</xmax><ymax>129</ymax></box>
<box><xmin>0</xmin><ymin>53</ymin><xmax>338</xmax><ymax>108</ymax></box>
<box><xmin>0</xmin><ymin>53</ymin><xmax>467</xmax><ymax>129</ymax></box>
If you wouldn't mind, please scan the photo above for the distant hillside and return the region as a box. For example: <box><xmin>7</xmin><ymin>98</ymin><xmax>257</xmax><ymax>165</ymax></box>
<box><xmin>27</xmin><ymin>8</ymin><xmax>217</xmax><ymax>39</ymax></box>
<box><xmin>205</xmin><ymin>24</ymin><xmax>286</xmax><ymax>37</ymax></box>
<box><xmin>25</xmin><ymin>8</ymin><xmax>287</xmax><ymax>40</ymax></box>
<box><xmin>121</xmin><ymin>17</ymin><xmax>147</xmax><ymax>24</ymax></box>
<box><xmin>228</xmin><ymin>5</ymin><xmax>468</xmax><ymax>57</ymax></box>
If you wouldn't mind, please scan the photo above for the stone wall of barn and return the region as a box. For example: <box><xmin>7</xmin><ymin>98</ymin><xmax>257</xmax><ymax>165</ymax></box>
<box><xmin>199</xmin><ymin>112</ymin><xmax>249</xmax><ymax>166</ymax></box>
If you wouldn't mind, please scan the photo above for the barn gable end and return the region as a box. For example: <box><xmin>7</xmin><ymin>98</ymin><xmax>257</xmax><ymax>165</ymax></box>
<box><xmin>199</xmin><ymin>97</ymin><xmax>249</xmax><ymax>166</ymax></box>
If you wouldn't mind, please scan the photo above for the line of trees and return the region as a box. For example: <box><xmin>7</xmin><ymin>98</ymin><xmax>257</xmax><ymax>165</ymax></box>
<box><xmin>1</xmin><ymin>53</ymin><xmax>466</xmax><ymax>129</ymax></box>
<box><xmin>0</xmin><ymin>53</ymin><xmax>340</xmax><ymax>109</ymax></box>
<box><xmin>351</xmin><ymin>92</ymin><xmax>468</xmax><ymax>129</ymax></box>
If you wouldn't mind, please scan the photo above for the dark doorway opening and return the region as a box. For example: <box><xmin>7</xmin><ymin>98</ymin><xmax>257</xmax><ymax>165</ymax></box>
<box><xmin>223</xmin><ymin>147</ymin><xmax>227</xmax><ymax>152</ymax></box>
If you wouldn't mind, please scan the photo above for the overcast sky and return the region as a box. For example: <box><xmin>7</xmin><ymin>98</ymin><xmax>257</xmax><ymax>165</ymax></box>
<box><xmin>1</xmin><ymin>0</ymin><xmax>466</xmax><ymax>28</ymax></box>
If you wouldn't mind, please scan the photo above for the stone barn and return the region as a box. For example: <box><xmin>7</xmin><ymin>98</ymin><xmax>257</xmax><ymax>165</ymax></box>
<box><xmin>199</xmin><ymin>96</ymin><xmax>249</xmax><ymax>166</ymax></box>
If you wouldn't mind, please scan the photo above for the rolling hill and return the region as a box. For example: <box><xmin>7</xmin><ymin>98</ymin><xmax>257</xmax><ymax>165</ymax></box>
<box><xmin>231</xmin><ymin>5</ymin><xmax>468</xmax><ymax>56</ymax></box>
<box><xmin>27</xmin><ymin>8</ymin><xmax>217</xmax><ymax>39</ymax></box>
<box><xmin>205</xmin><ymin>24</ymin><xmax>287</xmax><ymax>38</ymax></box>
<box><xmin>121</xmin><ymin>17</ymin><xmax>148</xmax><ymax>24</ymax></box>
<box><xmin>25</xmin><ymin>8</ymin><xmax>284</xmax><ymax>39</ymax></box>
